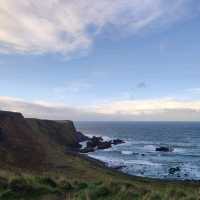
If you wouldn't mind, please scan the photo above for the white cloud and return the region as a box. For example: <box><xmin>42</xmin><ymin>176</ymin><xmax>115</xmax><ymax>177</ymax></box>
<box><xmin>0</xmin><ymin>96</ymin><xmax>91</xmax><ymax>120</ymax></box>
<box><xmin>0</xmin><ymin>0</ymin><xmax>198</xmax><ymax>55</ymax></box>
<box><xmin>1</xmin><ymin>96</ymin><xmax>200</xmax><ymax>121</ymax></box>
<box><xmin>89</xmin><ymin>98</ymin><xmax>200</xmax><ymax>115</ymax></box>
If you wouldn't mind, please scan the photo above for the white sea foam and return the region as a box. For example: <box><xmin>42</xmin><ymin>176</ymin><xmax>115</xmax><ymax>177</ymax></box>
<box><xmin>79</xmin><ymin>141</ymin><xmax>87</xmax><ymax>149</ymax></box>
<box><xmin>89</xmin><ymin>154</ymin><xmax>124</xmax><ymax>167</ymax></box>
<box><xmin>125</xmin><ymin>159</ymin><xmax>161</xmax><ymax>167</ymax></box>
<box><xmin>102</xmin><ymin>135</ymin><xmax>113</xmax><ymax>141</ymax></box>
<box><xmin>143</xmin><ymin>145</ymin><xmax>155</xmax><ymax>151</ymax></box>
<box><xmin>182</xmin><ymin>163</ymin><xmax>200</xmax><ymax>180</ymax></box>
<box><xmin>173</xmin><ymin>148</ymin><xmax>186</xmax><ymax>153</ymax></box>
<box><xmin>121</xmin><ymin>151</ymin><xmax>133</xmax><ymax>155</ymax></box>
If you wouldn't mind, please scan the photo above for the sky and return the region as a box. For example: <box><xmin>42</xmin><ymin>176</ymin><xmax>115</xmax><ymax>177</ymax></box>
<box><xmin>0</xmin><ymin>0</ymin><xmax>200</xmax><ymax>121</ymax></box>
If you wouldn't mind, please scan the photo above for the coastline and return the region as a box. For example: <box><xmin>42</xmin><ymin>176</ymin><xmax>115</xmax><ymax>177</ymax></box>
<box><xmin>77</xmin><ymin>123</ymin><xmax>200</xmax><ymax>181</ymax></box>
<box><xmin>74</xmin><ymin>151</ymin><xmax>200</xmax><ymax>185</ymax></box>
<box><xmin>76</xmin><ymin>129</ymin><xmax>200</xmax><ymax>184</ymax></box>
<box><xmin>0</xmin><ymin>111</ymin><xmax>199</xmax><ymax>199</ymax></box>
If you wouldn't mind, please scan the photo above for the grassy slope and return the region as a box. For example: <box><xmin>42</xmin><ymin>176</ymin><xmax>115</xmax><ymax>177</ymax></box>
<box><xmin>0</xmin><ymin>153</ymin><xmax>199</xmax><ymax>200</ymax></box>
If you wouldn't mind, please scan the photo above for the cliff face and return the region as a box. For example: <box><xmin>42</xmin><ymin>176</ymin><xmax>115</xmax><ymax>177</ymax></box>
<box><xmin>0</xmin><ymin>110</ymin><xmax>88</xmax><ymax>170</ymax></box>
<box><xmin>0</xmin><ymin>111</ymin><xmax>46</xmax><ymax>169</ymax></box>
<box><xmin>26</xmin><ymin>119</ymin><xmax>82</xmax><ymax>149</ymax></box>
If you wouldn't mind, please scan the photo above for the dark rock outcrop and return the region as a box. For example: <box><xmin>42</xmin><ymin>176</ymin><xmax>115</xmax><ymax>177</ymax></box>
<box><xmin>86</xmin><ymin>136</ymin><xmax>111</xmax><ymax>150</ymax></box>
<box><xmin>112</xmin><ymin>139</ymin><xmax>124</xmax><ymax>145</ymax></box>
<box><xmin>97</xmin><ymin>141</ymin><xmax>112</xmax><ymax>150</ymax></box>
<box><xmin>90</xmin><ymin>136</ymin><xmax>103</xmax><ymax>146</ymax></box>
<box><xmin>81</xmin><ymin>136</ymin><xmax>125</xmax><ymax>153</ymax></box>
<box><xmin>76</xmin><ymin>131</ymin><xmax>89</xmax><ymax>142</ymax></box>
<box><xmin>169</xmin><ymin>167</ymin><xmax>180</xmax><ymax>175</ymax></box>
<box><xmin>80</xmin><ymin>147</ymin><xmax>95</xmax><ymax>153</ymax></box>
<box><xmin>86</xmin><ymin>136</ymin><xmax>102</xmax><ymax>148</ymax></box>
<box><xmin>156</xmin><ymin>146</ymin><xmax>173</xmax><ymax>152</ymax></box>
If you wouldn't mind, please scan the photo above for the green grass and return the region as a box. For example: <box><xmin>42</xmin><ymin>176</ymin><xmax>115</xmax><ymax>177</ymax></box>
<box><xmin>0</xmin><ymin>174</ymin><xmax>199</xmax><ymax>200</ymax></box>
<box><xmin>0</xmin><ymin>176</ymin><xmax>61</xmax><ymax>200</ymax></box>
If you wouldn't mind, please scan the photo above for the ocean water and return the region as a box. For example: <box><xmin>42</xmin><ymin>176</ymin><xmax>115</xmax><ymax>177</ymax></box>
<box><xmin>75</xmin><ymin>121</ymin><xmax>200</xmax><ymax>180</ymax></box>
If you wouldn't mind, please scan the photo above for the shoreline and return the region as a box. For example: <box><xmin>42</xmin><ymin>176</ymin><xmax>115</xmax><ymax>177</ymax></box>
<box><xmin>78</xmin><ymin>133</ymin><xmax>200</xmax><ymax>182</ymax></box>
<box><xmin>75</xmin><ymin>131</ymin><xmax>200</xmax><ymax>184</ymax></box>
<box><xmin>71</xmin><ymin>151</ymin><xmax>200</xmax><ymax>185</ymax></box>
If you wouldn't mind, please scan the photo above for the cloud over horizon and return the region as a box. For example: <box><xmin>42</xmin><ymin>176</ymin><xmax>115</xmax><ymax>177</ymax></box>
<box><xmin>0</xmin><ymin>0</ymin><xmax>198</xmax><ymax>56</ymax></box>
<box><xmin>1</xmin><ymin>96</ymin><xmax>200</xmax><ymax>121</ymax></box>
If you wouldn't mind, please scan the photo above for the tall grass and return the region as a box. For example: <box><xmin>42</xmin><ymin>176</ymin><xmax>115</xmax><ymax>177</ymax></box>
<box><xmin>0</xmin><ymin>174</ymin><xmax>199</xmax><ymax>200</ymax></box>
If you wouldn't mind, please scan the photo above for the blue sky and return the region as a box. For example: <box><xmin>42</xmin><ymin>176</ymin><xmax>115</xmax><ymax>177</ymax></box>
<box><xmin>0</xmin><ymin>0</ymin><xmax>200</xmax><ymax>120</ymax></box>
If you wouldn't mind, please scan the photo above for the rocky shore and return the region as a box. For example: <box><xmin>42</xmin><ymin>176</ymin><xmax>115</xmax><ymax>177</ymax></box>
<box><xmin>79</xmin><ymin>138</ymin><xmax>191</xmax><ymax>179</ymax></box>
<box><xmin>79</xmin><ymin>136</ymin><xmax>124</xmax><ymax>153</ymax></box>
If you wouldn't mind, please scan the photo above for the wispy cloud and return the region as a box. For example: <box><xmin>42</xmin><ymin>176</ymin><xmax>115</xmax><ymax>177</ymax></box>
<box><xmin>1</xmin><ymin>96</ymin><xmax>200</xmax><ymax>121</ymax></box>
<box><xmin>0</xmin><ymin>0</ymin><xmax>198</xmax><ymax>56</ymax></box>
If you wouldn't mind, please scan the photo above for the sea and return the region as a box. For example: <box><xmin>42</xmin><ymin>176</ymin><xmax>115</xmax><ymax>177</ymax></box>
<box><xmin>75</xmin><ymin>121</ymin><xmax>200</xmax><ymax>180</ymax></box>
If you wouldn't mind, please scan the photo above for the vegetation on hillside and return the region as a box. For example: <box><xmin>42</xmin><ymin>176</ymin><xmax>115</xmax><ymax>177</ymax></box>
<box><xmin>0</xmin><ymin>168</ymin><xmax>199</xmax><ymax>200</ymax></box>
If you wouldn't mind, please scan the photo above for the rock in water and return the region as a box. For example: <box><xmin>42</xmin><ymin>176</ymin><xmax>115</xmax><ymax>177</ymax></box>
<box><xmin>81</xmin><ymin>137</ymin><xmax>125</xmax><ymax>153</ymax></box>
<box><xmin>97</xmin><ymin>141</ymin><xmax>112</xmax><ymax>150</ymax></box>
<box><xmin>112</xmin><ymin>139</ymin><xmax>125</xmax><ymax>145</ymax></box>
<box><xmin>86</xmin><ymin>136</ymin><xmax>103</xmax><ymax>148</ymax></box>
<box><xmin>169</xmin><ymin>167</ymin><xmax>180</xmax><ymax>175</ymax></box>
<box><xmin>156</xmin><ymin>146</ymin><xmax>173</xmax><ymax>152</ymax></box>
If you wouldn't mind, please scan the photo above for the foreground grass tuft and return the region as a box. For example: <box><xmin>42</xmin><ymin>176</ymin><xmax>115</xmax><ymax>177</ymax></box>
<box><xmin>0</xmin><ymin>174</ymin><xmax>200</xmax><ymax>200</ymax></box>
<box><xmin>0</xmin><ymin>176</ymin><xmax>60</xmax><ymax>200</ymax></box>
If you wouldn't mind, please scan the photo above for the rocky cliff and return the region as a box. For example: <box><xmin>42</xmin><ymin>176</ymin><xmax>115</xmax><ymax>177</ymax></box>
<box><xmin>26</xmin><ymin>118</ymin><xmax>86</xmax><ymax>149</ymax></box>
<box><xmin>0</xmin><ymin>111</ymin><xmax>46</xmax><ymax>169</ymax></box>
<box><xmin>0</xmin><ymin>110</ymin><xmax>88</xmax><ymax>170</ymax></box>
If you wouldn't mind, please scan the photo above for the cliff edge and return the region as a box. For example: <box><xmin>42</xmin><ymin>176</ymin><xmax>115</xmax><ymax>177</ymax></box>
<box><xmin>0</xmin><ymin>110</ymin><xmax>88</xmax><ymax>170</ymax></box>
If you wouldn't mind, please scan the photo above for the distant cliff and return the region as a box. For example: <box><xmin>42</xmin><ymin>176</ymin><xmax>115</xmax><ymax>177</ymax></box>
<box><xmin>0</xmin><ymin>110</ymin><xmax>88</xmax><ymax>170</ymax></box>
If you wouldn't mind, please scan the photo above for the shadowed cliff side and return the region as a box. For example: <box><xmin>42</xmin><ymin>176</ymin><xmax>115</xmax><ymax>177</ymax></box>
<box><xmin>0</xmin><ymin>111</ymin><xmax>46</xmax><ymax>169</ymax></box>
<box><xmin>26</xmin><ymin>119</ymin><xmax>85</xmax><ymax>149</ymax></box>
<box><xmin>0</xmin><ymin>110</ymin><xmax>88</xmax><ymax>170</ymax></box>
